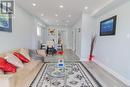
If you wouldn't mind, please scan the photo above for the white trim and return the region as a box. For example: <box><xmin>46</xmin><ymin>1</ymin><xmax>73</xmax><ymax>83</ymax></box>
<box><xmin>93</xmin><ymin>60</ymin><xmax>130</xmax><ymax>86</ymax></box>
<box><xmin>80</xmin><ymin>57</ymin><xmax>87</xmax><ymax>61</ymax></box>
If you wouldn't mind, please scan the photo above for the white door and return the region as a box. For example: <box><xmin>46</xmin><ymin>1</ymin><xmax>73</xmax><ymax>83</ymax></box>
<box><xmin>41</xmin><ymin>28</ymin><xmax>47</xmax><ymax>44</ymax></box>
<box><xmin>72</xmin><ymin>29</ymin><xmax>76</xmax><ymax>52</ymax></box>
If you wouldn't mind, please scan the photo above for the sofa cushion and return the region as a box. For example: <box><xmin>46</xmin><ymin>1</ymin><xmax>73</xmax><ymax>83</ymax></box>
<box><xmin>19</xmin><ymin>48</ymin><xmax>31</xmax><ymax>61</ymax></box>
<box><xmin>15</xmin><ymin>60</ymin><xmax>42</xmax><ymax>81</ymax></box>
<box><xmin>5</xmin><ymin>54</ymin><xmax>23</xmax><ymax>68</ymax></box>
<box><xmin>18</xmin><ymin>60</ymin><xmax>41</xmax><ymax>72</ymax></box>
<box><xmin>13</xmin><ymin>52</ymin><xmax>29</xmax><ymax>63</ymax></box>
<box><xmin>0</xmin><ymin>58</ymin><xmax>16</xmax><ymax>73</ymax></box>
<box><xmin>14</xmin><ymin>60</ymin><xmax>43</xmax><ymax>87</ymax></box>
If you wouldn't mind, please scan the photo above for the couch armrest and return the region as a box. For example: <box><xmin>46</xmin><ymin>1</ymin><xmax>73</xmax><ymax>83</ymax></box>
<box><xmin>31</xmin><ymin>55</ymin><xmax>44</xmax><ymax>62</ymax></box>
<box><xmin>28</xmin><ymin>49</ymin><xmax>37</xmax><ymax>57</ymax></box>
<box><xmin>29</xmin><ymin>49</ymin><xmax>45</xmax><ymax>62</ymax></box>
<box><xmin>0</xmin><ymin>60</ymin><xmax>43</xmax><ymax>87</ymax></box>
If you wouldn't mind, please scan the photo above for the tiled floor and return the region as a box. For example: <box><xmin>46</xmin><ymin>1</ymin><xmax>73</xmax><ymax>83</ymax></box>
<box><xmin>44</xmin><ymin>49</ymin><xmax>128</xmax><ymax>87</ymax></box>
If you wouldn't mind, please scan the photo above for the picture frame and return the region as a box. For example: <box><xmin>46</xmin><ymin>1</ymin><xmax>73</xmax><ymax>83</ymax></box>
<box><xmin>100</xmin><ymin>16</ymin><xmax>117</xmax><ymax>36</ymax></box>
<box><xmin>0</xmin><ymin>13</ymin><xmax>12</xmax><ymax>32</ymax></box>
<box><xmin>0</xmin><ymin>1</ymin><xmax>12</xmax><ymax>32</ymax></box>
<box><xmin>48</xmin><ymin>28</ymin><xmax>56</xmax><ymax>36</ymax></box>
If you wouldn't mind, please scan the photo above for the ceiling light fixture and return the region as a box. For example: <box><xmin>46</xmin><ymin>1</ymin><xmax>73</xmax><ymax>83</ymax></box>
<box><xmin>32</xmin><ymin>3</ymin><xmax>36</xmax><ymax>7</ymax></box>
<box><xmin>84</xmin><ymin>6</ymin><xmax>88</xmax><ymax>10</ymax></box>
<box><xmin>41</xmin><ymin>14</ymin><xmax>44</xmax><ymax>16</ymax></box>
<box><xmin>56</xmin><ymin>20</ymin><xmax>58</xmax><ymax>22</ymax></box>
<box><xmin>55</xmin><ymin>14</ymin><xmax>58</xmax><ymax>17</ymax></box>
<box><xmin>68</xmin><ymin>14</ymin><xmax>71</xmax><ymax>18</ymax></box>
<box><xmin>59</xmin><ymin>5</ymin><xmax>63</xmax><ymax>8</ymax></box>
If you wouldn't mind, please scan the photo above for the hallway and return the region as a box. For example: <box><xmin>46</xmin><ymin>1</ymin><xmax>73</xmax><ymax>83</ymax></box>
<box><xmin>0</xmin><ymin>0</ymin><xmax>130</xmax><ymax>87</ymax></box>
<box><xmin>44</xmin><ymin>49</ymin><xmax>80</xmax><ymax>63</ymax></box>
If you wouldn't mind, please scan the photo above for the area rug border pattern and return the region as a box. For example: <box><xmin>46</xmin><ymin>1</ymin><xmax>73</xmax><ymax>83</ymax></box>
<box><xmin>29</xmin><ymin>62</ymin><xmax>102</xmax><ymax>87</ymax></box>
<box><xmin>80</xmin><ymin>62</ymin><xmax>102</xmax><ymax>87</ymax></box>
<box><xmin>29</xmin><ymin>63</ymin><xmax>45</xmax><ymax>87</ymax></box>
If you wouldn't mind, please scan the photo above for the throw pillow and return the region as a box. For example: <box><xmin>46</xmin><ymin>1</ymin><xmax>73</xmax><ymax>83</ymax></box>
<box><xmin>9</xmin><ymin>48</ymin><xmax>20</xmax><ymax>54</ymax></box>
<box><xmin>13</xmin><ymin>52</ymin><xmax>29</xmax><ymax>63</ymax></box>
<box><xmin>19</xmin><ymin>48</ymin><xmax>31</xmax><ymax>61</ymax></box>
<box><xmin>5</xmin><ymin>54</ymin><xmax>23</xmax><ymax>68</ymax></box>
<box><xmin>0</xmin><ymin>58</ymin><xmax>16</xmax><ymax>73</ymax></box>
<box><xmin>0</xmin><ymin>53</ymin><xmax>6</xmax><ymax>58</ymax></box>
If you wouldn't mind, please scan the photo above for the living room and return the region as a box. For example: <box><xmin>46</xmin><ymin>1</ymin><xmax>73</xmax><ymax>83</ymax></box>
<box><xmin>0</xmin><ymin>0</ymin><xmax>130</xmax><ymax>87</ymax></box>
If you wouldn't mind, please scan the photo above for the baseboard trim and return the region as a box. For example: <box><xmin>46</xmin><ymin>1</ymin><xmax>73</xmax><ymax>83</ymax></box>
<box><xmin>93</xmin><ymin>60</ymin><xmax>130</xmax><ymax>86</ymax></box>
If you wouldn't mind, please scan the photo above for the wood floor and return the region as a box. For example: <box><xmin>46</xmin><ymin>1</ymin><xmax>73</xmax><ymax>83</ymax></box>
<box><xmin>82</xmin><ymin>62</ymin><xmax>128</xmax><ymax>87</ymax></box>
<box><xmin>44</xmin><ymin>49</ymin><xmax>128</xmax><ymax>87</ymax></box>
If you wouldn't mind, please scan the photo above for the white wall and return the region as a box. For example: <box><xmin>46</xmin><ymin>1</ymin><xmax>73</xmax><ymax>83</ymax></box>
<box><xmin>32</xmin><ymin>19</ymin><xmax>47</xmax><ymax>49</ymax></box>
<box><xmin>80</xmin><ymin>14</ymin><xmax>96</xmax><ymax>61</ymax></box>
<box><xmin>0</xmin><ymin>5</ymin><xmax>35</xmax><ymax>52</ymax></box>
<box><xmin>0</xmin><ymin>4</ymin><xmax>46</xmax><ymax>52</ymax></box>
<box><xmin>68</xmin><ymin>28</ymin><xmax>73</xmax><ymax>50</ymax></box>
<box><xmin>72</xmin><ymin>19</ymin><xmax>82</xmax><ymax>57</ymax></box>
<box><xmin>71</xmin><ymin>14</ymin><xmax>96</xmax><ymax>60</ymax></box>
<box><xmin>94</xmin><ymin>1</ymin><xmax>130</xmax><ymax>85</ymax></box>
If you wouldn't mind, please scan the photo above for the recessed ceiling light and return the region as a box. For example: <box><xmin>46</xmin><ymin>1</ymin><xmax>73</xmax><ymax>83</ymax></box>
<box><xmin>32</xmin><ymin>3</ymin><xmax>36</xmax><ymax>6</ymax></box>
<box><xmin>59</xmin><ymin>5</ymin><xmax>63</xmax><ymax>8</ymax></box>
<box><xmin>41</xmin><ymin>14</ymin><xmax>44</xmax><ymax>16</ymax></box>
<box><xmin>57</xmin><ymin>24</ymin><xmax>59</xmax><ymax>25</ymax></box>
<box><xmin>68</xmin><ymin>14</ymin><xmax>71</xmax><ymax>18</ymax></box>
<box><xmin>84</xmin><ymin>6</ymin><xmax>88</xmax><ymax>10</ymax></box>
<box><xmin>55</xmin><ymin>14</ymin><xmax>58</xmax><ymax>17</ymax></box>
<box><xmin>56</xmin><ymin>20</ymin><xmax>58</xmax><ymax>22</ymax></box>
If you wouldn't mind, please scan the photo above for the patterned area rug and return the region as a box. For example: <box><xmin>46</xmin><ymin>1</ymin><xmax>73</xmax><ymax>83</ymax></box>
<box><xmin>30</xmin><ymin>62</ymin><xmax>101</xmax><ymax>87</ymax></box>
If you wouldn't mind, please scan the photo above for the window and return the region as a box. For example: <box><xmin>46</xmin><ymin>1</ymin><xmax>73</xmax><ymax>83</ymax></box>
<box><xmin>37</xmin><ymin>26</ymin><xmax>41</xmax><ymax>36</ymax></box>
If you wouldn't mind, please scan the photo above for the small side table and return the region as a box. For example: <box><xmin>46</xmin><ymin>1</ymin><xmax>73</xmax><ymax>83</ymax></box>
<box><xmin>46</xmin><ymin>64</ymin><xmax>71</xmax><ymax>87</ymax></box>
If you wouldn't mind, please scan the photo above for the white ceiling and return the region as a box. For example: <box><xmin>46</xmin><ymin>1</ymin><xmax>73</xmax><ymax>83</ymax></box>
<box><xmin>16</xmin><ymin>0</ymin><xmax>129</xmax><ymax>27</ymax></box>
